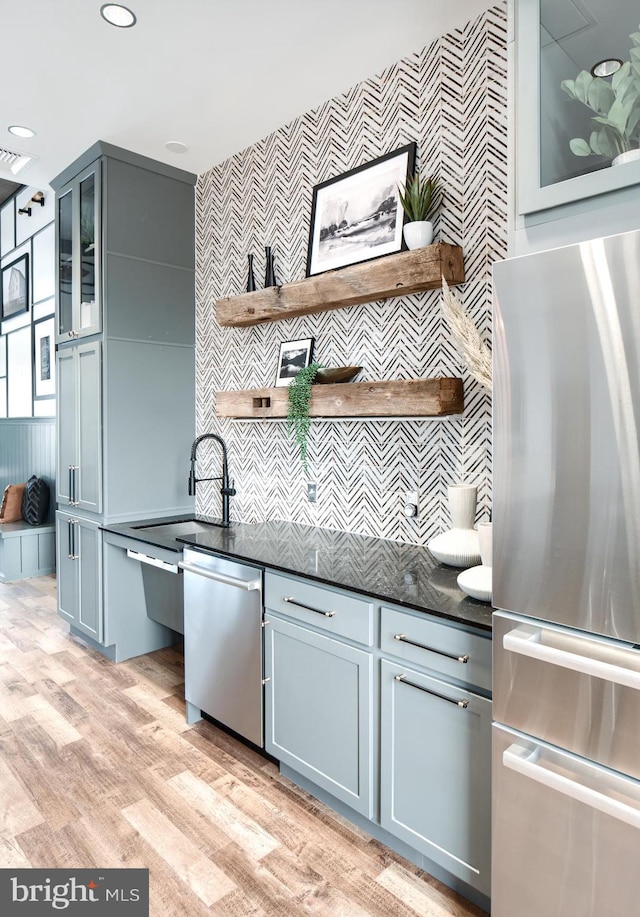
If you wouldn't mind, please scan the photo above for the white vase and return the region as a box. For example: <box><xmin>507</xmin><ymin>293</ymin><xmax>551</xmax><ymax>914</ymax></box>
<box><xmin>457</xmin><ymin>521</ymin><xmax>493</xmax><ymax>603</ymax></box>
<box><xmin>427</xmin><ymin>484</ymin><xmax>481</xmax><ymax>568</ymax></box>
<box><xmin>477</xmin><ymin>521</ymin><xmax>492</xmax><ymax>568</ymax></box>
<box><xmin>612</xmin><ymin>149</ymin><xmax>640</xmax><ymax>167</ymax></box>
<box><xmin>403</xmin><ymin>221</ymin><xmax>433</xmax><ymax>250</ymax></box>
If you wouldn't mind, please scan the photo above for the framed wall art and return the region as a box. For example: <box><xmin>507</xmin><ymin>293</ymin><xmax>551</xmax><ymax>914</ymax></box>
<box><xmin>275</xmin><ymin>337</ymin><xmax>314</xmax><ymax>387</ymax></box>
<box><xmin>33</xmin><ymin>316</ymin><xmax>55</xmax><ymax>399</ymax></box>
<box><xmin>1</xmin><ymin>253</ymin><xmax>29</xmax><ymax>320</ymax></box>
<box><xmin>306</xmin><ymin>142</ymin><xmax>416</xmax><ymax>276</ymax></box>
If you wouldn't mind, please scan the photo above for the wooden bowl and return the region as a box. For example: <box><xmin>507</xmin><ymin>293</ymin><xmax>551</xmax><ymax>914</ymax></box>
<box><xmin>314</xmin><ymin>366</ymin><xmax>362</xmax><ymax>384</ymax></box>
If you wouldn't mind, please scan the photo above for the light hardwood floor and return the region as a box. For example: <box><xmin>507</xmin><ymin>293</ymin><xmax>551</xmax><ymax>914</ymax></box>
<box><xmin>0</xmin><ymin>575</ymin><xmax>488</xmax><ymax>916</ymax></box>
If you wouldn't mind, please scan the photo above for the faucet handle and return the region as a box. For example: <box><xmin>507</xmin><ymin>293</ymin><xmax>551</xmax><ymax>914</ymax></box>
<box><xmin>222</xmin><ymin>478</ymin><xmax>237</xmax><ymax>497</ymax></box>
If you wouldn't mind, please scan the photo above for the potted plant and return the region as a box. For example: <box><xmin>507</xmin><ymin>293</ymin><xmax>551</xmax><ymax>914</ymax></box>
<box><xmin>398</xmin><ymin>172</ymin><xmax>439</xmax><ymax>249</ymax></box>
<box><xmin>561</xmin><ymin>27</ymin><xmax>640</xmax><ymax>165</ymax></box>
<box><xmin>287</xmin><ymin>362</ymin><xmax>322</xmax><ymax>475</ymax></box>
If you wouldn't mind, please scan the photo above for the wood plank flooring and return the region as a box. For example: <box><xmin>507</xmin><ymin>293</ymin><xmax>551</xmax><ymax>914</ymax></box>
<box><xmin>0</xmin><ymin>575</ymin><xmax>488</xmax><ymax>916</ymax></box>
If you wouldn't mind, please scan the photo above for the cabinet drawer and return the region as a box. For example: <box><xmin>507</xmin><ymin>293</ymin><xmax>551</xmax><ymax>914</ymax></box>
<box><xmin>380</xmin><ymin>605</ymin><xmax>491</xmax><ymax>692</ymax></box>
<box><xmin>264</xmin><ymin>572</ymin><xmax>374</xmax><ymax>646</ymax></box>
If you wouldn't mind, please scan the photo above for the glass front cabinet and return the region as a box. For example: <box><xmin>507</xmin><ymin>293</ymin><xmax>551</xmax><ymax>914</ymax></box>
<box><xmin>56</xmin><ymin>160</ymin><xmax>101</xmax><ymax>342</ymax></box>
<box><xmin>516</xmin><ymin>0</ymin><xmax>640</xmax><ymax>214</ymax></box>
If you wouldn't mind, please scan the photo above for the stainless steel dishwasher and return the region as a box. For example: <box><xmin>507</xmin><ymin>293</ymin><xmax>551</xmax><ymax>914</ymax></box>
<box><xmin>179</xmin><ymin>547</ymin><xmax>264</xmax><ymax>747</ymax></box>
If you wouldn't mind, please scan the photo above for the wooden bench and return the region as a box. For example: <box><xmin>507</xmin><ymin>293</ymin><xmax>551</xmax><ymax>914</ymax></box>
<box><xmin>0</xmin><ymin>521</ymin><xmax>56</xmax><ymax>583</ymax></box>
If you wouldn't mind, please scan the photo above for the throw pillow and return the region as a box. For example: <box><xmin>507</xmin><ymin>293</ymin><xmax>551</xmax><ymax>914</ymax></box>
<box><xmin>21</xmin><ymin>476</ymin><xmax>50</xmax><ymax>526</ymax></box>
<box><xmin>0</xmin><ymin>483</ymin><xmax>26</xmax><ymax>523</ymax></box>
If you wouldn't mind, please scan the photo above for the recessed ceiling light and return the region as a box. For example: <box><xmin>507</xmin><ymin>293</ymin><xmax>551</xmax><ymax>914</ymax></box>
<box><xmin>100</xmin><ymin>4</ymin><xmax>137</xmax><ymax>28</ymax></box>
<box><xmin>591</xmin><ymin>58</ymin><xmax>623</xmax><ymax>78</ymax></box>
<box><xmin>8</xmin><ymin>125</ymin><xmax>36</xmax><ymax>139</ymax></box>
<box><xmin>165</xmin><ymin>141</ymin><xmax>188</xmax><ymax>154</ymax></box>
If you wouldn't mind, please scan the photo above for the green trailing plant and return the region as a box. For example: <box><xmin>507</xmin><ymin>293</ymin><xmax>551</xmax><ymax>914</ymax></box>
<box><xmin>287</xmin><ymin>362</ymin><xmax>322</xmax><ymax>475</ymax></box>
<box><xmin>398</xmin><ymin>172</ymin><xmax>439</xmax><ymax>222</ymax></box>
<box><xmin>561</xmin><ymin>27</ymin><xmax>640</xmax><ymax>158</ymax></box>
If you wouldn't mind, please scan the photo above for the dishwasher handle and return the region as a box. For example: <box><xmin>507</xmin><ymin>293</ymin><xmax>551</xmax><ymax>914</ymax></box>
<box><xmin>178</xmin><ymin>560</ymin><xmax>261</xmax><ymax>591</ymax></box>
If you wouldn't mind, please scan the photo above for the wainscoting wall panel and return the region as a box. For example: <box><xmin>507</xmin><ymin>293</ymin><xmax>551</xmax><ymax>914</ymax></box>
<box><xmin>195</xmin><ymin>3</ymin><xmax>507</xmax><ymax>546</ymax></box>
<box><xmin>0</xmin><ymin>418</ymin><xmax>55</xmax><ymax>520</ymax></box>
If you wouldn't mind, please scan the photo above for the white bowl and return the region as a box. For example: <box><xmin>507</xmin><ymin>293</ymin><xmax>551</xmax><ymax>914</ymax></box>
<box><xmin>427</xmin><ymin>528</ymin><xmax>481</xmax><ymax>568</ymax></box>
<box><xmin>457</xmin><ymin>564</ymin><xmax>492</xmax><ymax>603</ymax></box>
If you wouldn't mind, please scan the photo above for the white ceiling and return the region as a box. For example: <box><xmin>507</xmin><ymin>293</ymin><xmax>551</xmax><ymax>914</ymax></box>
<box><xmin>2</xmin><ymin>0</ymin><xmax>493</xmax><ymax>189</ymax></box>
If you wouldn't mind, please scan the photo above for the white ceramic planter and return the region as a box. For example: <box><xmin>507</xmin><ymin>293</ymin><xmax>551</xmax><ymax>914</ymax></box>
<box><xmin>403</xmin><ymin>220</ymin><xmax>433</xmax><ymax>250</ymax></box>
<box><xmin>612</xmin><ymin>149</ymin><xmax>640</xmax><ymax>167</ymax></box>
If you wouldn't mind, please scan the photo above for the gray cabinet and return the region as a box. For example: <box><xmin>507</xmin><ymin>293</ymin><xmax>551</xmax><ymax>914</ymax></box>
<box><xmin>380</xmin><ymin>657</ymin><xmax>492</xmax><ymax>897</ymax></box>
<box><xmin>264</xmin><ymin>567</ymin><xmax>492</xmax><ymax>903</ymax></box>
<box><xmin>56</xmin><ymin>510</ymin><xmax>102</xmax><ymax>642</ymax></box>
<box><xmin>264</xmin><ymin>571</ymin><xmax>375</xmax><ymax>818</ymax></box>
<box><xmin>264</xmin><ymin>613</ymin><xmax>374</xmax><ymax>818</ymax></box>
<box><xmin>515</xmin><ymin>0</ymin><xmax>640</xmax><ymax>216</ymax></box>
<box><xmin>52</xmin><ymin>142</ymin><xmax>196</xmax><ymax>659</ymax></box>
<box><xmin>56</xmin><ymin>340</ymin><xmax>102</xmax><ymax>513</ymax></box>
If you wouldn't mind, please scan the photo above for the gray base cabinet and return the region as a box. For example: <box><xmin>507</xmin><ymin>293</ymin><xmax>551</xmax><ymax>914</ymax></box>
<box><xmin>264</xmin><ymin>614</ymin><xmax>374</xmax><ymax>818</ymax></box>
<box><xmin>56</xmin><ymin>511</ymin><xmax>102</xmax><ymax>642</ymax></box>
<box><xmin>380</xmin><ymin>658</ymin><xmax>492</xmax><ymax>897</ymax></box>
<box><xmin>264</xmin><ymin>569</ymin><xmax>492</xmax><ymax>902</ymax></box>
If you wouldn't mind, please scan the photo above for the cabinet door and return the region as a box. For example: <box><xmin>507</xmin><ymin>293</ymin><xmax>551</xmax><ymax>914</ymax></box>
<box><xmin>56</xmin><ymin>511</ymin><xmax>78</xmax><ymax>624</ymax></box>
<box><xmin>56</xmin><ymin>160</ymin><xmax>101</xmax><ymax>342</ymax></box>
<box><xmin>56</xmin><ymin>347</ymin><xmax>77</xmax><ymax>505</ymax></box>
<box><xmin>264</xmin><ymin>614</ymin><xmax>373</xmax><ymax>817</ymax></box>
<box><xmin>76</xmin><ymin>516</ymin><xmax>103</xmax><ymax>641</ymax></box>
<box><xmin>55</xmin><ymin>512</ymin><xmax>103</xmax><ymax>642</ymax></box>
<box><xmin>75</xmin><ymin>162</ymin><xmax>101</xmax><ymax>339</ymax></box>
<box><xmin>76</xmin><ymin>340</ymin><xmax>102</xmax><ymax>513</ymax></box>
<box><xmin>380</xmin><ymin>659</ymin><xmax>492</xmax><ymax>896</ymax></box>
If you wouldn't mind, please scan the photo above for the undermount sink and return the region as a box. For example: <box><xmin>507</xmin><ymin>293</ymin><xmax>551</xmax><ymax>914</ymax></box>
<box><xmin>132</xmin><ymin>520</ymin><xmax>225</xmax><ymax>539</ymax></box>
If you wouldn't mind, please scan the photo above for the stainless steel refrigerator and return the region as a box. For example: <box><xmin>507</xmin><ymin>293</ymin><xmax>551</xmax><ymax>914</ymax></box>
<box><xmin>492</xmin><ymin>228</ymin><xmax>640</xmax><ymax>917</ymax></box>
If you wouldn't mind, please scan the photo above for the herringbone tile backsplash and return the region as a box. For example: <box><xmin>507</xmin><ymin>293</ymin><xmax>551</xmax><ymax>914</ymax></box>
<box><xmin>195</xmin><ymin>3</ymin><xmax>507</xmax><ymax>546</ymax></box>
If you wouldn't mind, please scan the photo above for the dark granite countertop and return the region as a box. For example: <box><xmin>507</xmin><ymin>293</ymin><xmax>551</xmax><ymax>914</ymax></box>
<box><xmin>102</xmin><ymin>516</ymin><xmax>493</xmax><ymax>633</ymax></box>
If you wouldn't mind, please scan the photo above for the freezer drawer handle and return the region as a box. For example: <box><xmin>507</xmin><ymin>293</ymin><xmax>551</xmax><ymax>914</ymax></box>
<box><xmin>503</xmin><ymin>743</ymin><xmax>640</xmax><ymax>829</ymax></box>
<box><xmin>394</xmin><ymin>633</ymin><xmax>469</xmax><ymax>663</ymax></box>
<box><xmin>178</xmin><ymin>561</ymin><xmax>261</xmax><ymax>591</ymax></box>
<box><xmin>503</xmin><ymin>626</ymin><xmax>640</xmax><ymax>690</ymax></box>
<box><xmin>282</xmin><ymin>596</ymin><xmax>336</xmax><ymax>617</ymax></box>
<box><xmin>394</xmin><ymin>674</ymin><xmax>469</xmax><ymax>708</ymax></box>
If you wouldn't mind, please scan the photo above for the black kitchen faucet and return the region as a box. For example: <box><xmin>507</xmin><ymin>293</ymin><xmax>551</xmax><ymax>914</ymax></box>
<box><xmin>188</xmin><ymin>434</ymin><xmax>236</xmax><ymax>526</ymax></box>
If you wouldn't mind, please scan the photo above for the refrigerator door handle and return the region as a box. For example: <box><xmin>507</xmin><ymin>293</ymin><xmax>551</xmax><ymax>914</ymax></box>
<box><xmin>503</xmin><ymin>626</ymin><xmax>640</xmax><ymax>690</ymax></box>
<box><xmin>503</xmin><ymin>742</ymin><xmax>640</xmax><ymax>830</ymax></box>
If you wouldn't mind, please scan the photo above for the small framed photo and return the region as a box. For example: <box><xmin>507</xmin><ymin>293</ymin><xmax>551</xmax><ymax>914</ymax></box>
<box><xmin>1</xmin><ymin>253</ymin><xmax>29</xmax><ymax>320</ymax></box>
<box><xmin>275</xmin><ymin>337</ymin><xmax>314</xmax><ymax>387</ymax></box>
<box><xmin>306</xmin><ymin>142</ymin><xmax>416</xmax><ymax>277</ymax></box>
<box><xmin>33</xmin><ymin>316</ymin><xmax>55</xmax><ymax>399</ymax></box>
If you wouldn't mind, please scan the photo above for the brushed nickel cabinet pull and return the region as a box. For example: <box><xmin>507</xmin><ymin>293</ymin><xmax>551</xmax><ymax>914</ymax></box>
<box><xmin>394</xmin><ymin>674</ymin><xmax>469</xmax><ymax>708</ymax></box>
<box><xmin>394</xmin><ymin>633</ymin><xmax>469</xmax><ymax>664</ymax></box>
<box><xmin>283</xmin><ymin>596</ymin><xmax>336</xmax><ymax>617</ymax></box>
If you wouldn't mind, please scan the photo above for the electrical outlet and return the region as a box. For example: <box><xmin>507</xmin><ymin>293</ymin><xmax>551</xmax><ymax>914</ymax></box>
<box><xmin>403</xmin><ymin>490</ymin><xmax>419</xmax><ymax>518</ymax></box>
<box><xmin>307</xmin><ymin>482</ymin><xmax>317</xmax><ymax>502</ymax></box>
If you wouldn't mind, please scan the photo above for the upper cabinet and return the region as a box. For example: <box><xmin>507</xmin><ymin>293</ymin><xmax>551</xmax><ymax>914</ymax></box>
<box><xmin>516</xmin><ymin>0</ymin><xmax>640</xmax><ymax>215</ymax></box>
<box><xmin>56</xmin><ymin>160</ymin><xmax>101</xmax><ymax>342</ymax></box>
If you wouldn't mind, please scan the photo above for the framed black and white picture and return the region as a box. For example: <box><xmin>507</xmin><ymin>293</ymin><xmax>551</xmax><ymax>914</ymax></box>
<box><xmin>1</xmin><ymin>253</ymin><xmax>29</xmax><ymax>320</ymax></box>
<box><xmin>306</xmin><ymin>142</ymin><xmax>416</xmax><ymax>277</ymax></box>
<box><xmin>33</xmin><ymin>316</ymin><xmax>55</xmax><ymax>399</ymax></box>
<box><xmin>275</xmin><ymin>337</ymin><xmax>314</xmax><ymax>387</ymax></box>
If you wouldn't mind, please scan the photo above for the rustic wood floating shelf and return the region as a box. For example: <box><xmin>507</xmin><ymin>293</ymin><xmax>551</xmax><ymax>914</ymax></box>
<box><xmin>215</xmin><ymin>243</ymin><xmax>464</xmax><ymax>328</ymax></box>
<box><xmin>216</xmin><ymin>378</ymin><xmax>464</xmax><ymax>420</ymax></box>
